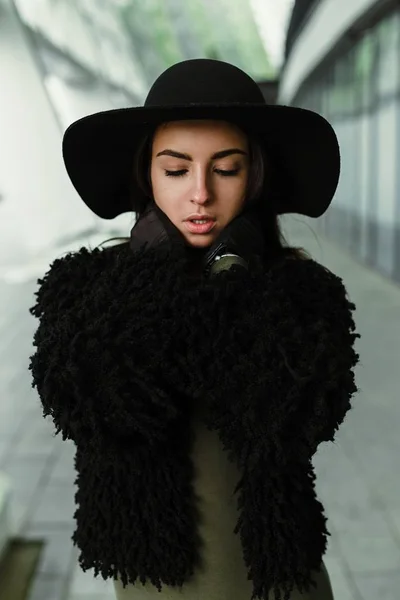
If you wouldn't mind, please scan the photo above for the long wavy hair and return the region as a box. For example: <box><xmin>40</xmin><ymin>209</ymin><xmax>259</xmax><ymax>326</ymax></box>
<box><xmin>99</xmin><ymin>123</ymin><xmax>308</xmax><ymax>261</ymax></box>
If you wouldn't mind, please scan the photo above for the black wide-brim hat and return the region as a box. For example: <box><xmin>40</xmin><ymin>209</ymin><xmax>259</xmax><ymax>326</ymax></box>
<box><xmin>62</xmin><ymin>58</ymin><xmax>340</xmax><ymax>220</ymax></box>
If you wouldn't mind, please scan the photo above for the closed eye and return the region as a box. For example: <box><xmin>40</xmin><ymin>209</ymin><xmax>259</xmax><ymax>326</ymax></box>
<box><xmin>165</xmin><ymin>169</ymin><xmax>187</xmax><ymax>177</ymax></box>
<box><xmin>215</xmin><ymin>168</ymin><xmax>240</xmax><ymax>177</ymax></box>
<box><xmin>165</xmin><ymin>168</ymin><xmax>240</xmax><ymax>177</ymax></box>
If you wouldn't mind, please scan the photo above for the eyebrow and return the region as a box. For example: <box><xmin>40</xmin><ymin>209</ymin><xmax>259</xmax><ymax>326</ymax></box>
<box><xmin>155</xmin><ymin>148</ymin><xmax>248</xmax><ymax>161</ymax></box>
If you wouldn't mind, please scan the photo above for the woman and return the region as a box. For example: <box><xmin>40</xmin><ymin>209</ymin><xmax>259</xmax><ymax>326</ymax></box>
<box><xmin>29</xmin><ymin>59</ymin><xmax>359</xmax><ymax>600</ymax></box>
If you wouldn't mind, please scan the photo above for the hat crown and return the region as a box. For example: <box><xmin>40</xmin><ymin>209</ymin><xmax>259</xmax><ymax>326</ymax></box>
<box><xmin>145</xmin><ymin>59</ymin><xmax>265</xmax><ymax>107</ymax></box>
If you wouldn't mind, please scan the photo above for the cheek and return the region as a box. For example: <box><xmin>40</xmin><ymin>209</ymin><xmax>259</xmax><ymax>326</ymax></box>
<box><xmin>150</xmin><ymin>167</ymin><xmax>162</xmax><ymax>195</ymax></box>
<box><xmin>151</xmin><ymin>177</ymin><xmax>184</xmax><ymax>224</ymax></box>
<box><xmin>218</xmin><ymin>175</ymin><xmax>248</xmax><ymax>201</ymax></box>
<box><xmin>237</xmin><ymin>172</ymin><xmax>250</xmax><ymax>203</ymax></box>
<box><xmin>151</xmin><ymin>172</ymin><xmax>174</xmax><ymax>205</ymax></box>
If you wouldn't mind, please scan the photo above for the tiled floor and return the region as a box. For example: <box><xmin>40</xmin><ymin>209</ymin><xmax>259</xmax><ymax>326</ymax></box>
<box><xmin>0</xmin><ymin>217</ymin><xmax>399</xmax><ymax>600</ymax></box>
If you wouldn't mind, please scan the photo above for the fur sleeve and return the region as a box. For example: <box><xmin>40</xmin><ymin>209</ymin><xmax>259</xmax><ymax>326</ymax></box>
<box><xmin>195</xmin><ymin>257</ymin><xmax>360</xmax><ymax>599</ymax></box>
<box><xmin>200</xmin><ymin>257</ymin><xmax>360</xmax><ymax>461</ymax></box>
<box><xmin>28</xmin><ymin>245</ymin><xmax>187</xmax><ymax>446</ymax></box>
<box><xmin>267</xmin><ymin>258</ymin><xmax>360</xmax><ymax>452</ymax></box>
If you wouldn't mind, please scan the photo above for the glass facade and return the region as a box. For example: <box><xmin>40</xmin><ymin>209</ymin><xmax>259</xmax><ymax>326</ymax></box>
<box><xmin>293</xmin><ymin>6</ymin><xmax>400</xmax><ymax>284</ymax></box>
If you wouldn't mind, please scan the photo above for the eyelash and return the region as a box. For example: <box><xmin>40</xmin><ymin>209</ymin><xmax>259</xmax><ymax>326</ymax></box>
<box><xmin>165</xmin><ymin>168</ymin><xmax>240</xmax><ymax>178</ymax></box>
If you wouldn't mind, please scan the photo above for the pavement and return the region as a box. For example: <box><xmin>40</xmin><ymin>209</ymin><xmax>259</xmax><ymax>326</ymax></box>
<box><xmin>0</xmin><ymin>216</ymin><xmax>399</xmax><ymax>600</ymax></box>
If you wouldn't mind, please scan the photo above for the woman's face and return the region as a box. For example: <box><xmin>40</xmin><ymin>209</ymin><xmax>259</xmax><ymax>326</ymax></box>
<box><xmin>150</xmin><ymin>120</ymin><xmax>250</xmax><ymax>248</ymax></box>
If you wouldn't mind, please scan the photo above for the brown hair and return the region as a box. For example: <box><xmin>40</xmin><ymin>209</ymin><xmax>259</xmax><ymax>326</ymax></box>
<box><xmin>99</xmin><ymin>123</ymin><xmax>308</xmax><ymax>261</ymax></box>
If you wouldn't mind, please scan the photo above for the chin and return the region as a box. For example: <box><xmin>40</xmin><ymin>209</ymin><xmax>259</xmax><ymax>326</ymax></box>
<box><xmin>185</xmin><ymin>235</ymin><xmax>216</xmax><ymax>248</ymax></box>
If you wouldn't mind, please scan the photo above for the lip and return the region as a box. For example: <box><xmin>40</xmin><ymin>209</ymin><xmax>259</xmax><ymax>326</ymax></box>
<box><xmin>184</xmin><ymin>219</ymin><xmax>216</xmax><ymax>235</ymax></box>
<box><xmin>184</xmin><ymin>213</ymin><xmax>216</xmax><ymax>221</ymax></box>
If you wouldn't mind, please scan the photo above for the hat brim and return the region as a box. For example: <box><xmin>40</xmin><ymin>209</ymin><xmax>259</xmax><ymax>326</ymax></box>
<box><xmin>62</xmin><ymin>103</ymin><xmax>340</xmax><ymax>220</ymax></box>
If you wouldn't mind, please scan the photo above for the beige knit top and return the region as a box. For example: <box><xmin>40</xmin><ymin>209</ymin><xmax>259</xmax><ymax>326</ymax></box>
<box><xmin>113</xmin><ymin>400</ymin><xmax>334</xmax><ymax>600</ymax></box>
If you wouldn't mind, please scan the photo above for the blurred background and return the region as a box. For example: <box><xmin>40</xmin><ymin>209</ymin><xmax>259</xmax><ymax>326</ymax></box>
<box><xmin>0</xmin><ymin>1</ymin><xmax>399</xmax><ymax>599</ymax></box>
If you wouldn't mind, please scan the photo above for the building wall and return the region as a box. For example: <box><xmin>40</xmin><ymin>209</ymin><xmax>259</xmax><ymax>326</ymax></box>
<box><xmin>0</xmin><ymin>0</ymin><xmax>276</xmax><ymax>263</ymax></box>
<box><xmin>0</xmin><ymin>0</ymin><xmax>148</xmax><ymax>264</ymax></box>
<box><xmin>279</xmin><ymin>0</ymin><xmax>382</xmax><ymax>104</ymax></box>
<box><xmin>280</xmin><ymin>1</ymin><xmax>400</xmax><ymax>284</ymax></box>
<box><xmin>0</xmin><ymin>0</ymin><xmax>96</xmax><ymax>262</ymax></box>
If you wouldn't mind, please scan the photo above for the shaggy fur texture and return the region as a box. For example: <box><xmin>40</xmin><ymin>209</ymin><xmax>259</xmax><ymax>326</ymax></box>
<box><xmin>29</xmin><ymin>242</ymin><xmax>359</xmax><ymax>600</ymax></box>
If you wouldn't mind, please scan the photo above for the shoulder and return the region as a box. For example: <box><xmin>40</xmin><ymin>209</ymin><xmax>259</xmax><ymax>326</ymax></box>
<box><xmin>269</xmin><ymin>254</ymin><xmax>344</xmax><ymax>287</ymax></box>
<box><xmin>266</xmin><ymin>255</ymin><xmax>354</xmax><ymax>315</ymax></box>
<box><xmin>29</xmin><ymin>241</ymin><xmax>188</xmax><ymax>320</ymax></box>
<box><xmin>29</xmin><ymin>243</ymin><xmax>126</xmax><ymax>319</ymax></box>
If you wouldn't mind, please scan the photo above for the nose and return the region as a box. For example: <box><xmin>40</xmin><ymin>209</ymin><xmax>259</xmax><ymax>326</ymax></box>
<box><xmin>191</xmin><ymin>170</ymin><xmax>211</xmax><ymax>205</ymax></box>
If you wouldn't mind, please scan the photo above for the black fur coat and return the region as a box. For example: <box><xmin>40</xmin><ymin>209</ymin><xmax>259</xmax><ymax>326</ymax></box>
<box><xmin>29</xmin><ymin>242</ymin><xmax>359</xmax><ymax>600</ymax></box>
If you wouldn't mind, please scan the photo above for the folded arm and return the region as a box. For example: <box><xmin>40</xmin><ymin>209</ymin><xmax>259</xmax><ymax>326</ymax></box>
<box><xmin>29</xmin><ymin>245</ymin><xmax>187</xmax><ymax>446</ymax></box>
<box><xmin>192</xmin><ymin>257</ymin><xmax>360</xmax><ymax>599</ymax></box>
<box><xmin>197</xmin><ymin>256</ymin><xmax>360</xmax><ymax>463</ymax></box>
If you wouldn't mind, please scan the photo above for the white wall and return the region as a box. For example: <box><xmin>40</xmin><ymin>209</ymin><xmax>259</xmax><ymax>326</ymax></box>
<box><xmin>14</xmin><ymin>0</ymin><xmax>147</xmax><ymax>99</ymax></box>
<box><xmin>0</xmin><ymin>0</ymin><xmax>99</xmax><ymax>264</ymax></box>
<box><xmin>279</xmin><ymin>0</ymin><xmax>381</xmax><ymax>103</ymax></box>
<box><xmin>249</xmin><ymin>0</ymin><xmax>294</xmax><ymax>72</ymax></box>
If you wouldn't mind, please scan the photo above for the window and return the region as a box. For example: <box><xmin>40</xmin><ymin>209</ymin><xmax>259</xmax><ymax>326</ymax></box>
<box><xmin>376</xmin><ymin>11</ymin><xmax>400</xmax><ymax>100</ymax></box>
